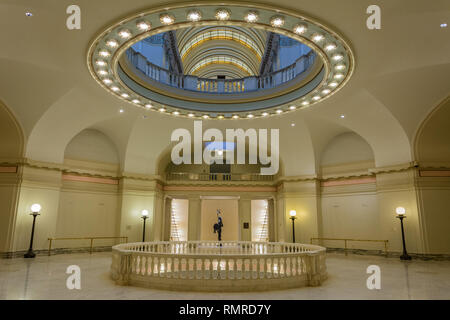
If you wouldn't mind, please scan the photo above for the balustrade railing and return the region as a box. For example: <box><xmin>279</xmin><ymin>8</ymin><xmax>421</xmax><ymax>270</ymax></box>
<box><xmin>111</xmin><ymin>241</ymin><xmax>327</xmax><ymax>291</ymax></box>
<box><xmin>126</xmin><ymin>48</ymin><xmax>316</xmax><ymax>94</ymax></box>
<box><xmin>166</xmin><ymin>172</ymin><xmax>274</xmax><ymax>182</ymax></box>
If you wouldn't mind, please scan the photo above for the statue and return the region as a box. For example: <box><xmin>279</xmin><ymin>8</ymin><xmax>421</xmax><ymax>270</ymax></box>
<box><xmin>213</xmin><ymin>209</ymin><xmax>223</xmax><ymax>242</ymax></box>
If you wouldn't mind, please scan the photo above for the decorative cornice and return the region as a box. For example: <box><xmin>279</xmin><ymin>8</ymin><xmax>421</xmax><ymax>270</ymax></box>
<box><xmin>369</xmin><ymin>162</ymin><xmax>417</xmax><ymax>175</ymax></box>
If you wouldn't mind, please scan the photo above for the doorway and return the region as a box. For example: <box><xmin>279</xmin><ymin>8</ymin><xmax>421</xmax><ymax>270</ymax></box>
<box><xmin>200</xmin><ymin>199</ymin><xmax>239</xmax><ymax>241</ymax></box>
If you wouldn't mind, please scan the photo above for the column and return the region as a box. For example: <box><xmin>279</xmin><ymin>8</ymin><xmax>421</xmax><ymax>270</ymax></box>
<box><xmin>163</xmin><ymin>197</ymin><xmax>172</xmax><ymax>241</ymax></box>
<box><xmin>238</xmin><ymin>198</ymin><xmax>252</xmax><ymax>241</ymax></box>
<box><xmin>268</xmin><ymin>198</ymin><xmax>275</xmax><ymax>242</ymax></box>
<box><xmin>275</xmin><ymin>195</ymin><xmax>286</xmax><ymax>242</ymax></box>
<box><xmin>117</xmin><ymin>178</ymin><xmax>160</xmax><ymax>243</ymax></box>
<box><xmin>188</xmin><ymin>197</ymin><xmax>201</xmax><ymax>240</ymax></box>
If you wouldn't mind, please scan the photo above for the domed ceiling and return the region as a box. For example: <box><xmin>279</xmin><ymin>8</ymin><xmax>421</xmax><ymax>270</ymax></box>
<box><xmin>87</xmin><ymin>2</ymin><xmax>355</xmax><ymax>119</ymax></box>
<box><xmin>176</xmin><ymin>26</ymin><xmax>267</xmax><ymax>78</ymax></box>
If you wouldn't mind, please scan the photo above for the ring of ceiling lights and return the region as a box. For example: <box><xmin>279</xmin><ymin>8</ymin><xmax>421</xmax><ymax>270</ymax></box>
<box><xmin>87</xmin><ymin>1</ymin><xmax>355</xmax><ymax>120</ymax></box>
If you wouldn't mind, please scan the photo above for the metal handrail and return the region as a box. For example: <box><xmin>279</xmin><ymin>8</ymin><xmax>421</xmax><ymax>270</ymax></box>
<box><xmin>47</xmin><ymin>236</ymin><xmax>128</xmax><ymax>256</ymax></box>
<box><xmin>310</xmin><ymin>237</ymin><xmax>389</xmax><ymax>255</ymax></box>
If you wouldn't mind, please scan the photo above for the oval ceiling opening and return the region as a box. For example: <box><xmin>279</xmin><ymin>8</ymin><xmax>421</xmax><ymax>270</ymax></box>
<box><xmin>88</xmin><ymin>2</ymin><xmax>354</xmax><ymax>119</ymax></box>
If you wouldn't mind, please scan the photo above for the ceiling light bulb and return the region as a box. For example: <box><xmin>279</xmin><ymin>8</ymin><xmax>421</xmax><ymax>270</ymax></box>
<box><xmin>215</xmin><ymin>9</ymin><xmax>230</xmax><ymax>21</ymax></box>
<box><xmin>173</xmin><ymin>111</ymin><xmax>180</xmax><ymax>115</ymax></box>
<box><xmin>102</xmin><ymin>79</ymin><xmax>112</xmax><ymax>84</ymax></box>
<box><xmin>312</xmin><ymin>34</ymin><xmax>324</xmax><ymax>42</ymax></box>
<box><xmin>159</xmin><ymin>108</ymin><xmax>166</xmax><ymax>112</ymax></box>
<box><xmin>218</xmin><ymin>115</ymin><xmax>224</xmax><ymax>119</ymax></box>
<box><xmin>322</xmin><ymin>89</ymin><xmax>331</xmax><ymax>94</ymax></box>
<box><xmin>340</xmin><ymin>114</ymin><xmax>345</xmax><ymax>119</ymax></box>
<box><xmin>98</xmin><ymin>70</ymin><xmax>108</xmax><ymax>76</ymax></box>
<box><xmin>160</xmin><ymin>14</ymin><xmax>174</xmax><ymax>25</ymax></box>
<box><xmin>325</xmin><ymin>43</ymin><xmax>337</xmax><ymax>51</ymax></box>
<box><xmin>132</xmin><ymin>99</ymin><xmax>140</xmax><ymax>104</ymax></box>
<box><xmin>313</xmin><ymin>95</ymin><xmax>320</xmax><ymax>101</ymax></box>
<box><xmin>96</xmin><ymin>60</ymin><xmax>106</xmax><ymax>66</ymax></box>
<box><xmin>188</xmin><ymin>113</ymin><xmax>194</xmax><ymax>117</ymax></box>
<box><xmin>245</xmin><ymin>12</ymin><xmax>258</xmax><ymax>23</ymax></box>
<box><xmin>332</xmin><ymin>54</ymin><xmax>343</xmax><ymax>61</ymax></box>
<box><xmin>276</xmin><ymin>109</ymin><xmax>283</xmax><ymax>114</ymax></box>
<box><xmin>440</xmin><ymin>23</ymin><xmax>448</xmax><ymax>28</ymax></box>
<box><xmin>137</xmin><ymin>21</ymin><xmax>151</xmax><ymax>31</ymax></box>
<box><xmin>291</xmin><ymin>123</ymin><xmax>296</xmax><ymax>127</ymax></box>
<box><xmin>302</xmin><ymin>101</ymin><xmax>310</xmax><ymax>106</ymax></box>
<box><xmin>25</xmin><ymin>12</ymin><xmax>33</xmax><ymax>17</ymax></box>
<box><xmin>217</xmin><ymin>150</ymin><xmax>224</xmax><ymax>156</ymax></box>
<box><xmin>121</xmin><ymin>93</ymin><xmax>129</xmax><ymax>98</ymax></box>
<box><xmin>270</xmin><ymin>16</ymin><xmax>285</xmax><ymax>27</ymax></box>
<box><xmin>329</xmin><ymin>82</ymin><xmax>338</xmax><ymax>87</ymax></box>
<box><xmin>202</xmin><ymin>115</ymin><xmax>209</xmax><ymax>119</ymax></box>
<box><xmin>119</xmin><ymin>109</ymin><xmax>124</xmax><ymax>113</ymax></box>
<box><xmin>99</xmin><ymin>50</ymin><xmax>110</xmax><ymax>57</ymax></box>
<box><xmin>106</xmin><ymin>39</ymin><xmax>119</xmax><ymax>48</ymax></box>
<box><xmin>335</xmin><ymin>64</ymin><xmax>346</xmax><ymax>70</ymax></box>
<box><xmin>232</xmin><ymin>115</ymin><xmax>239</xmax><ymax>119</ymax></box>
<box><xmin>145</xmin><ymin>104</ymin><xmax>152</xmax><ymax>109</ymax></box>
<box><xmin>111</xmin><ymin>86</ymin><xmax>119</xmax><ymax>92</ymax></box>
<box><xmin>118</xmin><ymin>29</ymin><xmax>131</xmax><ymax>39</ymax></box>
<box><xmin>293</xmin><ymin>24</ymin><xmax>307</xmax><ymax>34</ymax></box>
<box><xmin>262</xmin><ymin>112</ymin><xmax>268</xmax><ymax>117</ymax></box>
<box><xmin>247</xmin><ymin>114</ymin><xmax>254</xmax><ymax>118</ymax></box>
<box><xmin>334</xmin><ymin>73</ymin><xmax>344</xmax><ymax>79</ymax></box>
<box><xmin>187</xmin><ymin>10</ymin><xmax>201</xmax><ymax>22</ymax></box>
<box><xmin>289</xmin><ymin>105</ymin><xmax>296</xmax><ymax>110</ymax></box>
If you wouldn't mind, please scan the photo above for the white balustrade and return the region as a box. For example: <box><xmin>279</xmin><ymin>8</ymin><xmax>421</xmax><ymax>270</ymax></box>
<box><xmin>111</xmin><ymin>241</ymin><xmax>327</xmax><ymax>291</ymax></box>
<box><xmin>126</xmin><ymin>48</ymin><xmax>316</xmax><ymax>94</ymax></box>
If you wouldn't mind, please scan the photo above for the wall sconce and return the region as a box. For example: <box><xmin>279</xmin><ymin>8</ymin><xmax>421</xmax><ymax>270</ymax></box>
<box><xmin>395</xmin><ymin>207</ymin><xmax>411</xmax><ymax>260</ymax></box>
<box><xmin>24</xmin><ymin>204</ymin><xmax>42</xmax><ymax>258</ymax></box>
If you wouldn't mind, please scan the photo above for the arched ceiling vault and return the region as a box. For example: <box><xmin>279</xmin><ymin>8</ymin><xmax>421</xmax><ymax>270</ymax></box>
<box><xmin>0</xmin><ymin>0</ymin><xmax>448</xmax><ymax>176</ymax></box>
<box><xmin>177</xmin><ymin>26</ymin><xmax>266</xmax><ymax>78</ymax></box>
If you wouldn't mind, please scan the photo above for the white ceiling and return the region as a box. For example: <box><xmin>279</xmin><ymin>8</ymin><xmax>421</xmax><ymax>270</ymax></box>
<box><xmin>0</xmin><ymin>0</ymin><xmax>449</xmax><ymax>176</ymax></box>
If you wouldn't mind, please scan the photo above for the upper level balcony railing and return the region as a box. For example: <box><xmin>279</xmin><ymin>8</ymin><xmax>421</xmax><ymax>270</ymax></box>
<box><xmin>166</xmin><ymin>172</ymin><xmax>275</xmax><ymax>182</ymax></box>
<box><xmin>126</xmin><ymin>48</ymin><xmax>316</xmax><ymax>94</ymax></box>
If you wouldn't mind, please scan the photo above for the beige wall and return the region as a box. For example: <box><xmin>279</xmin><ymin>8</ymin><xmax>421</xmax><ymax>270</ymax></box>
<box><xmin>2</xmin><ymin>164</ymin><xmax>450</xmax><ymax>255</ymax></box>
<box><xmin>201</xmin><ymin>199</ymin><xmax>238</xmax><ymax>241</ymax></box>
<box><xmin>56</xmin><ymin>181</ymin><xmax>120</xmax><ymax>248</ymax></box>
<box><xmin>320</xmin><ymin>188</ymin><xmax>381</xmax><ymax>250</ymax></box>
<box><xmin>13</xmin><ymin>167</ymin><xmax>61</xmax><ymax>252</ymax></box>
<box><xmin>418</xmin><ymin>187</ymin><xmax>450</xmax><ymax>254</ymax></box>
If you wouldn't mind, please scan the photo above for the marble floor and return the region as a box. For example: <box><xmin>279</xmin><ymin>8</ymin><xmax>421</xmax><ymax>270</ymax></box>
<box><xmin>0</xmin><ymin>252</ymin><xmax>449</xmax><ymax>300</ymax></box>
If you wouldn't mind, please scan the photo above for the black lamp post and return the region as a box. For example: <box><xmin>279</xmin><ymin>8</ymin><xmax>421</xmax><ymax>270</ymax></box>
<box><xmin>289</xmin><ymin>210</ymin><xmax>297</xmax><ymax>243</ymax></box>
<box><xmin>141</xmin><ymin>210</ymin><xmax>149</xmax><ymax>242</ymax></box>
<box><xmin>24</xmin><ymin>204</ymin><xmax>42</xmax><ymax>258</ymax></box>
<box><xmin>396</xmin><ymin>207</ymin><xmax>411</xmax><ymax>261</ymax></box>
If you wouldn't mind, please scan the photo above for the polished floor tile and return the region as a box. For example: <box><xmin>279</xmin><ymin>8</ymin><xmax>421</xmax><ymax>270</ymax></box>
<box><xmin>0</xmin><ymin>252</ymin><xmax>449</xmax><ymax>300</ymax></box>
